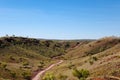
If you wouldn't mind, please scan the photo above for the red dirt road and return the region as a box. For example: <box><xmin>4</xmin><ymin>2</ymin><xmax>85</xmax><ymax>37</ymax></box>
<box><xmin>32</xmin><ymin>60</ymin><xmax>63</xmax><ymax>80</ymax></box>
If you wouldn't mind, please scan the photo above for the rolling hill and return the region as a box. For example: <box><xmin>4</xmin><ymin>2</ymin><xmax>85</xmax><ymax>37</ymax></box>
<box><xmin>45</xmin><ymin>37</ymin><xmax>120</xmax><ymax>80</ymax></box>
<box><xmin>0</xmin><ymin>36</ymin><xmax>89</xmax><ymax>80</ymax></box>
<box><xmin>0</xmin><ymin>36</ymin><xmax>120</xmax><ymax>80</ymax></box>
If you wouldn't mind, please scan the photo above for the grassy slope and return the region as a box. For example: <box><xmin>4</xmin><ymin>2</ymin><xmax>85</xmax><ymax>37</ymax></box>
<box><xmin>1</xmin><ymin>36</ymin><xmax>120</xmax><ymax>80</ymax></box>
<box><xmin>0</xmin><ymin>36</ymin><xmax>89</xmax><ymax>80</ymax></box>
<box><xmin>0</xmin><ymin>47</ymin><xmax>45</xmax><ymax>80</ymax></box>
<box><xmin>46</xmin><ymin>37</ymin><xmax>120</xmax><ymax>80</ymax></box>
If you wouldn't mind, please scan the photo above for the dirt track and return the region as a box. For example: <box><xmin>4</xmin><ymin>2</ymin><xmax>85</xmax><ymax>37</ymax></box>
<box><xmin>32</xmin><ymin>60</ymin><xmax>63</xmax><ymax>80</ymax></box>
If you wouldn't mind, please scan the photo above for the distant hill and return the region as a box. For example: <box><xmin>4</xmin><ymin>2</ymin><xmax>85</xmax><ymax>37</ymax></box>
<box><xmin>0</xmin><ymin>36</ymin><xmax>90</xmax><ymax>58</ymax></box>
<box><xmin>65</xmin><ymin>37</ymin><xmax>120</xmax><ymax>59</ymax></box>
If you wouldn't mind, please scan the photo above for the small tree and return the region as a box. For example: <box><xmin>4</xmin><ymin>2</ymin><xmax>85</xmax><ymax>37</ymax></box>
<box><xmin>6</xmin><ymin>34</ymin><xmax>9</xmax><ymax>37</ymax></box>
<box><xmin>12</xmin><ymin>34</ymin><xmax>15</xmax><ymax>37</ymax></box>
<box><xmin>72</xmin><ymin>68</ymin><xmax>89</xmax><ymax>80</ymax></box>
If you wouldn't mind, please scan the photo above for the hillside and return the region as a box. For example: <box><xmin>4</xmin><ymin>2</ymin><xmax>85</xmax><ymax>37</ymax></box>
<box><xmin>45</xmin><ymin>37</ymin><xmax>120</xmax><ymax>80</ymax></box>
<box><xmin>0</xmin><ymin>36</ymin><xmax>90</xmax><ymax>80</ymax></box>
<box><xmin>1</xmin><ymin>36</ymin><xmax>120</xmax><ymax>80</ymax></box>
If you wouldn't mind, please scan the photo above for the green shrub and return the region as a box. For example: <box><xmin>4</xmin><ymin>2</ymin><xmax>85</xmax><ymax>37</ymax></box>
<box><xmin>43</xmin><ymin>73</ymin><xmax>56</xmax><ymax>80</ymax></box>
<box><xmin>57</xmin><ymin>74</ymin><xmax>68</xmax><ymax>80</ymax></box>
<box><xmin>10</xmin><ymin>72</ymin><xmax>16</xmax><ymax>78</ymax></box>
<box><xmin>92</xmin><ymin>56</ymin><xmax>98</xmax><ymax>61</ymax></box>
<box><xmin>67</xmin><ymin>62</ymin><xmax>75</xmax><ymax>69</ymax></box>
<box><xmin>1</xmin><ymin>62</ymin><xmax>7</xmax><ymax>69</ymax></box>
<box><xmin>9</xmin><ymin>56</ymin><xmax>15</xmax><ymax>60</ymax></box>
<box><xmin>22</xmin><ymin>71</ymin><xmax>31</xmax><ymax>80</ymax></box>
<box><xmin>38</xmin><ymin>64</ymin><xmax>44</xmax><ymax>69</ymax></box>
<box><xmin>22</xmin><ymin>62</ymin><xmax>29</xmax><ymax>66</ymax></box>
<box><xmin>89</xmin><ymin>56</ymin><xmax>98</xmax><ymax>65</ymax></box>
<box><xmin>37</xmin><ymin>61</ymin><xmax>45</xmax><ymax>69</ymax></box>
<box><xmin>89</xmin><ymin>60</ymin><xmax>94</xmax><ymax>65</ymax></box>
<box><xmin>72</xmin><ymin>68</ymin><xmax>89</xmax><ymax>80</ymax></box>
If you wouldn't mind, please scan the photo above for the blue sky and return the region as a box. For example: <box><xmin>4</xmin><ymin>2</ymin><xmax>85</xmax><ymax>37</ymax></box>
<box><xmin>0</xmin><ymin>0</ymin><xmax>120</xmax><ymax>39</ymax></box>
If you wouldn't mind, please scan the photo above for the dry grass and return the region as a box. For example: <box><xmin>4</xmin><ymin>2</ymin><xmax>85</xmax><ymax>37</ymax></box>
<box><xmin>46</xmin><ymin>37</ymin><xmax>120</xmax><ymax>80</ymax></box>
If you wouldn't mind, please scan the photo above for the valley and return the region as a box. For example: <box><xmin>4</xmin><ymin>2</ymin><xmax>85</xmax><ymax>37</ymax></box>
<box><xmin>0</xmin><ymin>36</ymin><xmax>120</xmax><ymax>80</ymax></box>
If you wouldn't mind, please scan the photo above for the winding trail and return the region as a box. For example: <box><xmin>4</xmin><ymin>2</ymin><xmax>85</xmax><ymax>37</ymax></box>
<box><xmin>32</xmin><ymin>60</ymin><xmax>63</xmax><ymax>80</ymax></box>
